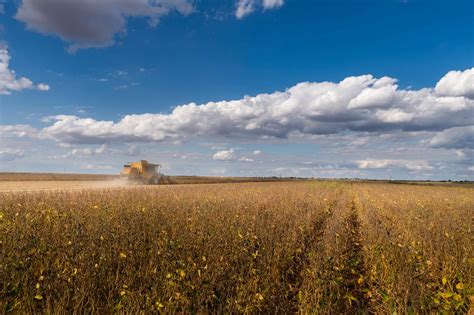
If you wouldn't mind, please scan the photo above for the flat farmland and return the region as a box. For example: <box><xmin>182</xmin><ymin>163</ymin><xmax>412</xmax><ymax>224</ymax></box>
<box><xmin>1</xmin><ymin>181</ymin><xmax>472</xmax><ymax>313</ymax></box>
<box><xmin>0</xmin><ymin>173</ymin><xmax>127</xmax><ymax>192</ymax></box>
<box><xmin>0</xmin><ymin>173</ymin><xmax>294</xmax><ymax>192</ymax></box>
<box><xmin>0</xmin><ymin>180</ymin><xmax>131</xmax><ymax>192</ymax></box>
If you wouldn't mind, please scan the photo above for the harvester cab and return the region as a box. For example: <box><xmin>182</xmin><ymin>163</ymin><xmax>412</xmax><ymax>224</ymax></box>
<box><xmin>121</xmin><ymin>160</ymin><xmax>162</xmax><ymax>184</ymax></box>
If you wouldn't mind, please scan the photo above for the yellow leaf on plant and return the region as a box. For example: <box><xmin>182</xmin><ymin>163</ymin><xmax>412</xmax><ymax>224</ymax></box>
<box><xmin>34</xmin><ymin>294</ymin><xmax>43</xmax><ymax>300</ymax></box>
<box><xmin>119</xmin><ymin>252</ymin><xmax>127</xmax><ymax>259</ymax></box>
<box><xmin>440</xmin><ymin>291</ymin><xmax>453</xmax><ymax>299</ymax></box>
<box><xmin>442</xmin><ymin>277</ymin><xmax>447</xmax><ymax>285</ymax></box>
<box><xmin>255</xmin><ymin>293</ymin><xmax>264</xmax><ymax>301</ymax></box>
<box><xmin>456</xmin><ymin>282</ymin><xmax>464</xmax><ymax>290</ymax></box>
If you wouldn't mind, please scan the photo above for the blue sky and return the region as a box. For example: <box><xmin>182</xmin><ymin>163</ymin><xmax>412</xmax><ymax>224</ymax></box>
<box><xmin>0</xmin><ymin>0</ymin><xmax>473</xmax><ymax>179</ymax></box>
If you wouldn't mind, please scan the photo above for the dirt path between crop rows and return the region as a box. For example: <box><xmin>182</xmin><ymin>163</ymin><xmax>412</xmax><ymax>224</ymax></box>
<box><xmin>288</xmin><ymin>189</ymin><xmax>373</xmax><ymax>313</ymax></box>
<box><xmin>335</xmin><ymin>197</ymin><xmax>371</xmax><ymax>313</ymax></box>
<box><xmin>269</xmin><ymin>200</ymin><xmax>336</xmax><ymax>313</ymax></box>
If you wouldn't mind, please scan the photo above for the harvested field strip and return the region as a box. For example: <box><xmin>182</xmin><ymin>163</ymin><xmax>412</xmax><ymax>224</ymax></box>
<box><xmin>0</xmin><ymin>172</ymin><xmax>303</xmax><ymax>185</ymax></box>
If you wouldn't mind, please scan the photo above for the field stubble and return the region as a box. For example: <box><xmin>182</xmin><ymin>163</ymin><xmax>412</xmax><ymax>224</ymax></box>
<box><xmin>0</xmin><ymin>181</ymin><xmax>472</xmax><ymax>313</ymax></box>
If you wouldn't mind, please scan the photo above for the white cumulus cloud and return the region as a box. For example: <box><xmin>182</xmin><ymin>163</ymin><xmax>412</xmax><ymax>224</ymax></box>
<box><xmin>435</xmin><ymin>68</ymin><xmax>474</xmax><ymax>99</ymax></box>
<box><xmin>212</xmin><ymin>148</ymin><xmax>235</xmax><ymax>161</ymax></box>
<box><xmin>348</xmin><ymin>80</ymin><xmax>397</xmax><ymax>109</ymax></box>
<box><xmin>0</xmin><ymin>45</ymin><xmax>49</xmax><ymax>95</ymax></box>
<box><xmin>39</xmin><ymin>69</ymin><xmax>474</xmax><ymax>145</ymax></box>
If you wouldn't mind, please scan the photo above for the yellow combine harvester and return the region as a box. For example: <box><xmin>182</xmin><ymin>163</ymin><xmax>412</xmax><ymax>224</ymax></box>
<box><xmin>120</xmin><ymin>160</ymin><xmax>162</xmax><ymax>184</ymax></box>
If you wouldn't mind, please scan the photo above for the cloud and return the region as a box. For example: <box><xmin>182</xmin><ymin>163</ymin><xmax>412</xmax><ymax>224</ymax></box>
<box><xmin>82</xmin><ymin>164</ymin><xmax>114</xmax><ymax>170</ymax></box>
<box><xmin>0</xmin><ymin>45</ymin><xmax>50</xmax><ymax>94</ymax></box>
<box><xmin>57</xmin><ymin>142</ymin><xmax>72</xmax><ymax>148</ymax></box>
<box><xmin>70</xmin><ymin>147</ymin><xmax>95</xmax><ymax>157</ymax></box>
<box><xmin>0</xmin><ymin>148</ymin><xmax>25</xmax><ymax>161</ymax></box>
<box><xmin>435</xmin><ymin>68</ymin><xmax>474</xmax><ymax>99</ymax></box>
<box><xmin>454</xmin><ymin>149</ymin><xmax>474</xmax><ymax>167</ymax></box>
<box><xmin>455</xmin><ymin>150</ymin><xmax>466</xmax><ymax>159</ymax></box>
<box><xmin>239</xmin><ymin>156</ymin><xmax>254</xmax><ymax>162</ymax></box>
<box><xmin>126</xmin><ymin>144</ymin><xmax>141</xmax><ymax>156</ymax></box>
<box><xmin>15</xmin><ymin>0</ymin><xmax>194</xmax><ymax>52</ymax></box>
<box><xmin>0</xmin><ymin>124</ymin><xmax>39</xmax><ymax>138</ymax></box>
<box><xmin>357</xmin><ymin>159</ymin><xmax>433</xmax><ymax>171</ymax></box>
<box><xmin>347</xmin><ymin>79</ymin><xmax>397</xmax><ymax>109</ymax></box>
<box><xmin>66</xmin><ymin>144</ymin><xmax>109</xmax><ymax>157</ymax></box>
<box><xmin>212</xmin><ymin>148</ymin><xmax>235</xmax><ymax>161</ymax></box>
<box><xmin>95</xmin><ymin>143</ymin><xmax>109</xmax><ymax>154</ymax></box>
<box><xmin>40</xmin><ymin>68</ymin><xmax>474</xmax><ymax>145</ymax></box>
<box><xmin>253</xmin><ymin>150</ymin><xmax>262</xmax><ymax>155</ymax></box>
<box><xmin>262</xmin><ymin>0</ymin><xmax>284</xmax><ymax>9</ymax></box>
<box><xmin>236</xmin><ymin>0</ymin><xmax>283</xmax><ymax>19</ymax></box>
<box><xmin>428</xmin><ymin>126</ymin><xmax>474</xmax><ymax>149</ymax></box>
<box><xmin>236</xmin><ymin>0</ymin><xmax>255</xmax><ymax>19</ymax></box>
<box><xmin>37</xmin><ymin>83</ymin><xmax>50</xmax><ymax>91</ymax></box>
